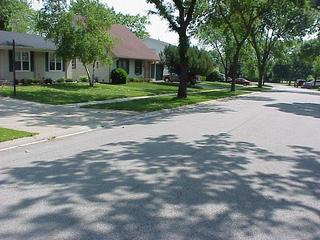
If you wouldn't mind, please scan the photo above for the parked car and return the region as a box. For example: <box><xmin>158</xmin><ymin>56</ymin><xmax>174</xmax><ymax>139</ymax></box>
<box><xmin>235</xmin><ymin>78</ymin><xmax>251</xmax><ymax>85</ymax></box>
<box><xmin>164</xmin><ymin>73</ymin><xmax>200</xmax><ymax>85</ymax></box>
<box><xmin>294</xmin><ymin>79</ymin><xmax>306</xmax><ymax>87</ymax></box>
<box><xmin>164</xmin><ymin>73</ymin><xmax>179</xmax><ymax>82</ymax></box>
<box><xmin>206</xmin><ymin>71</ymin><xmax>225</xmax><ymax>82</ymax></box>
<box><xmin>302</xmin><ymin>80</ymin><xmax>320</xmax><ymax>89</ymax></box>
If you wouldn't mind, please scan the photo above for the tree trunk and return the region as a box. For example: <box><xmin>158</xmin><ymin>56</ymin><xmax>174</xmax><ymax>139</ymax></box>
<box><xmin>229</xmin><ymin>49</ymin><xmax>240</xmax><ymax>92</ymax></box>
<box><xmin>258</xmin><ymin>67</ymin><xmax>264</xmax><ymax>88</ymax></box>
<box><xmin>90</xmin><ymin>61</ymin><xmax>96</xmax><ymax>87</ymax></box>
<box><xmin>177</xmin><ymin>31</ymin><xmax>189</xmax><ymax>99</ymax></box>
<box><xmin>83</xmin><ymin>64</ymin><xmax>92</xmax><ymax>86</ymax></box>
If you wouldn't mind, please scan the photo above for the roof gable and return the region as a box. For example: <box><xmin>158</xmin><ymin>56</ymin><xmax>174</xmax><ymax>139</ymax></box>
<box><xmin>109</xmin><ymin>24</ymin><xmax>160</xmax><ymax>61</ymax></box>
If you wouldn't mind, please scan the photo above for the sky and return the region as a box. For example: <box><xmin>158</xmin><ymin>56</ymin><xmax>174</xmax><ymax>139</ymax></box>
<box><xmin>32</xmin><ymin>0</ymin><xmax>180</xmax><ymax>45</ymax></box>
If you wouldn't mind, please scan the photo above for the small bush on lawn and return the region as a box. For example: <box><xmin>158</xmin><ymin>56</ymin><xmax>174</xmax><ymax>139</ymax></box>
<box><xmin>20</xmin><ymin>79</ymin><xmax>32</xmax><ymax>85</ymax></box>
<box><xmin>80</xmin><ymin>76</ymin><xmax>88</xmax><ymax>83</ymax></box>
<box><xmin>111</xmin><ymin>68</ymin><xmax>128</xmax><ymax>84</ymax></box>
<box><xmin>32</xmin><ymin>79</ymin><xmax>41</xmax><ymax>85</ymax></box>
<box><xmin>44</xmin><ymin>78</ymin><xmax>53</xmax><ymax>84</ymax></box>
<box><xmin>307</xmin><ymin>75</ymin><xmax>315</xmax><ymax>81</ymax></box>
<box><xmin>200</xmin><ymin>76</ymin><xmax>206</xmax><ymax>81</ymax></box>
<box><xmin>128</xmin><ymin>77</ymin><xmax>150</xmax><ymax>82</ymax></box>
<box><xmin>56</xmin><ymin>78</ymin><xmax>65</xmax><ymax>83</ymax></box>
<box><xmin>65</xmin><ymin>78</ymin><xmax>74</xmax><ymax>83</ymax></box>
<box><xmin>206</xmin><ymin>70</ymin><xmax>220</xmax><ymax>82</ymax></box>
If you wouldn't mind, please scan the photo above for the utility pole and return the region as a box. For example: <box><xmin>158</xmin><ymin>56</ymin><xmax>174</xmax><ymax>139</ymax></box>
<box><xmin>12</xmin><ymin>40</ymin><xmax>16</xmax><ymax>97</ymax></box>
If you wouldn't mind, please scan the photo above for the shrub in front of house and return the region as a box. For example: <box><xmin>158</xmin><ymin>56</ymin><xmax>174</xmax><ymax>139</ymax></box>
<box><xmin>307</xmin><ymin>75</ymin><xmax>315</xmax><ymax>81</ymax></box>
<box><xmin>80</xmin><ymin>76</ymin><xmax>88</xmax><ymax>83</ymax></box>
<box><xmin>206</xmin><ymin>70</ymin><xmax>221</xmax><ymax>82</ymax></box>
<box><xmin>56</xmin><ymin>78</ymin><xmax>65</xmax><ymax>83</ymax></box>
<box><xmin>20</xmin><ymin>79</ymin><xmax>32</xmax><ymax>85</ymax></box>
<box><xmin>65</xmin><ymin>78</ymin><xmax>74</xmax><ymax>83</ymax></box>
<box><xmin>44</xmin><ymin>78</ymin><xmax>53</xmax><ymax>84</ymax></box>
<box><xmin>128</xmin><ymin>77</ymin><xmax>150</xmax><ymax>83</ymax></box>
<box><xmin>111</xmin><ymin>68</ymin><xmax>128</xmax><ymax>84</ymax></box>
<box><xmin>32</xmin><ymin>79</ymin><xmax>41</xmax><ymax>85</ymax></box>
<box><xmin>200</xmin><ymin>76</ymin><xmax>206</xmax><ymax>81</ymax></box>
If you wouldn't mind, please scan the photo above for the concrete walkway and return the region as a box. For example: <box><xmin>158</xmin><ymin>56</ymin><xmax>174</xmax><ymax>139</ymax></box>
<box><xmin>67</xmin><ymin>89</ymin><xmax>220</xmax><ymax>108</ymax></box>
<box><xmin>0</xmin><ymin>97</ymin><xmax>135</xmax><ymax>150</ymax></box>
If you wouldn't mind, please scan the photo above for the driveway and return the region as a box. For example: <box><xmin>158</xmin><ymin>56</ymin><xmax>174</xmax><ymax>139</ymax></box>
<box><xmin>0</xmin><ymin>85</ymin><xmax>319</xmax><ymax>240</ymax></box>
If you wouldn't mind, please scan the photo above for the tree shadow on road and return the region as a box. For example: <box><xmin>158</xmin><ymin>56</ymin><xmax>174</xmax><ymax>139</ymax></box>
<box><xmin>266</xmin><ymin>102</ymin><xmax>320</xmax><ymax>119</ymax></box>
<box><xmin>0</xmin><ymin>133</ymin><xmax>319</xmax><ymax>239</ymax></box>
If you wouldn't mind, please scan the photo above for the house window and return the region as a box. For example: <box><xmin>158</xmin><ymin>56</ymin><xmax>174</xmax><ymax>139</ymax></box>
<box><xmin>135</xmin><ymin>60</ymin><xmax>142</xmax><ymax>75</ymax></box>
<box><xmin>15</xmin><ymin>51</ymin><xmax>30</xmax><ymax>71</ymax></box>
<box><xmin>72</xmin><ymin>59</ymin><xmax>77</xmax><ymax>69</ymax></box>
<box><xmin>117</xmin><ymin>59</ymin><xmax>130</xmax><ymax>74</ymax></box>
<box><xmin>49</xmin><ymin>53</ymin><xmax>63</xmax><ymax>71</ymax></box>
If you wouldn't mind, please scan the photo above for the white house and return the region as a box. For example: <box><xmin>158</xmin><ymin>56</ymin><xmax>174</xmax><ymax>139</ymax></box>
<box><xmin>0</xmin><ymin>25</ymin><xmax>160</xmax><ymax>84</ymax></box>
<box><xmin>0</xmin><ymin>30</ymin><xmax>72</xmax><ymax>82</ymax></box>
<box><xmin>72</xmin><ymin>24</ymin><xmax>160</xmax><ymax>82</ymax></box>
<box><xmin>142</xmin><ymin>37</ymin><xmax>171</xmax><ymax>80</ymax></box>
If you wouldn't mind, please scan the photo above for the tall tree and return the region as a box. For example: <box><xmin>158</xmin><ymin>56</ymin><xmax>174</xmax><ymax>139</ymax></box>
<box><xmin>244</xmin><ymin>0</ymin><xmax>317</xmax><ymax>87</ymax></box>
<box><xmin>204</xmin><ymin>0</ymin><xmax>262</xmax><ymax>91</ymax></box>
<box><xmin>161</xmin><ymin>45</ymin><xmax>214</xmax><ymax>77</ymax></box>
<box><xmin>37</xmin><ymin>0</ymin><xmax>113</xmax><ymax>86</ymax></box>
<box><xmin>113</xmin><ymin>12</ymin><xmax>150</xmax><ymax>39</ymax></box>
<box><xmin>198</xmin><ymin>24</ymin><xmax>235</xmax><ymax>82</ymax></box>
<box><xmin>147</xmin><ymin>0</ymin><xmax>198</xmax><ymax>98</ymax></box>
<box><xmin>0</xmin><ymin>0</ymin><xmax>35</xmax><ymax>32</ymax></box>
<box><xmin>313</xmin><ymin>56</ymin><xmax>320</xmax><ymax>79</ymax></box>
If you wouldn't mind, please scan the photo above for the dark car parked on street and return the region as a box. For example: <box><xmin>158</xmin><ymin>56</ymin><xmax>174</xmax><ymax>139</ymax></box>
<box><xmin>164</xmin><ymin>73</ymin><xmax>200</xmax><ymax>85</ymax></box>
<box><xmin>294</xmin><ymin>79</ymin><xmax>306</xmax><ymax>87</ymax></box>
<box><xmin>235</xmin><ymin>78</ymin><xmax>251</xmax><ymax>85</ymax></box>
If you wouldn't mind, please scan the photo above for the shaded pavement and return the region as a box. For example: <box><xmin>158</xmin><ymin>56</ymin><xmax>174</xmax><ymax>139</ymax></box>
<box><xmin>0</xmin><ymin>84</ymin><xmax>319</xmax><ymax>239</ymax></box>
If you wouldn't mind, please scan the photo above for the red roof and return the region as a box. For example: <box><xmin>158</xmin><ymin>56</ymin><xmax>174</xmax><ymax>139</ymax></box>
<box><xmin>109</xmin><ymin>24</ymin><xmax>160</xmax><ymax>61</ymax></box>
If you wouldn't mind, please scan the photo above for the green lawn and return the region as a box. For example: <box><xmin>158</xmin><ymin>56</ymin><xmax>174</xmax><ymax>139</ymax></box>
<box><xmin>84</xmin><ymin>89</ymin><xmax>248</xmax><ymax>112</ymax></box>
<box><xmin>0</xmin><ymin>81</ymin><xmax>268</xmax><ymax>106</ymax></box>
<box><xmin>0</xmin><ymin>82</ymin><xmax>201</xmax><ymax>105</ymax></box>
<box><xmin>0</xmin><ymin>127</ymin><xmax>35</xmax><ymax>142</ymax></box>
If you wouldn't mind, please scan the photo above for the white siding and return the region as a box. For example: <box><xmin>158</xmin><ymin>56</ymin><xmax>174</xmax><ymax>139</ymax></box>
<box><xmin>0</xmin><ymin>49</ymin><xmax>71</xmax><ymax>81</ymax></box>
<box><xmin>72</xmin><ymin>59</ymin><xmax>111</xmax><ymax>82</ymax></box>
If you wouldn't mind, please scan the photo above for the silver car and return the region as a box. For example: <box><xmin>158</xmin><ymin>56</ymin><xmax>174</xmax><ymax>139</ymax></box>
<box><xmin>302</xmin><ymin>80</ymin><xmax>320</xmax><ymax>89</ymax></box>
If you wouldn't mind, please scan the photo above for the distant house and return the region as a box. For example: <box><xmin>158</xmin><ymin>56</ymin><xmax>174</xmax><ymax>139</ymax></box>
<box><xmin>0</xmin><ymin>30</ymin><xmax>72</xmax><ymax>82</ymax></box>
<box><xmin>72</xmin><ymin>24</ymin><xmax>160</xmax><ymax>82</ymax></box>
<box><xmin>143</xmin><ymin>37</ymin><xmax>171</xmax><ymax>80</ymax></box>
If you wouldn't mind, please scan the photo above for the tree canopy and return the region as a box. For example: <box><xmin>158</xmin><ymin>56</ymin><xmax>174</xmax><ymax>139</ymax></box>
<box><xmin>37</xmin><ymin>0</ymin><xmax>113</xmax><ymax>86</ymax></box>
<box><xmin>147</xmin><ymin>0</ymin><xmax>199</xmax><ymax>98</ymax></box>
<box><xmin>161</xmin><ymin>45</ymin><xmax>214</xmax><ymax>77</ymax></box>
<box><xmin>0</xmin><ymin>0</ymin><xmax>35</xmax><ymax>32</ymax></box>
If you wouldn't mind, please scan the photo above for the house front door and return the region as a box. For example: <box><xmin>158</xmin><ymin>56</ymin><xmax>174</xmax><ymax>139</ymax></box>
<box><xmin>144</xmin><ymin>61</ymin><xmax>151</xmax><ymax>79</ymax></box>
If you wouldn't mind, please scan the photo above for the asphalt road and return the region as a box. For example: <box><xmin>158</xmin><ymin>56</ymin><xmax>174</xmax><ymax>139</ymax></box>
<box><xmin>0</xmin><ymin>85</ymin><xmax>319</xmax><ymax>240</ymax></box>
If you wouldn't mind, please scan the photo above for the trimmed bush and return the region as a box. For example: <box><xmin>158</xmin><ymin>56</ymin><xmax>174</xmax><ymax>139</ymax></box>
<box><xmin>207</xmin><ymin>70</ymin><xmax>222</xmax><ymax>82</ymax></box>
<box><xmin>56</xmin><ymin>78</ymin><xmax>65</xmax><ymax>83</ymax></box>
<box><xmin>111</xmin><ymin>68</ymin><xmax>128</xmax><ymax>84</ymax></box>
<box><xmin>20</xmin><ymin>79</ymin><xmax>32</xmax><ymax>85</ymax></box>
<box><xmin>128</xmin><ymin>77</ymin><xmax>150</xmax><ymax>82</ymax></box>
<box><xmin>44</xmin><ymin>78</ymin><xmax>53</xmax><ymax>84</ymax></box>
<box><xmin>80</xmin><ymin>76</ymin><xmax>88</xmax><ymax>83</ymax></box>
<box><xmin>307</xmin><ymin>75</ymin><xmax>315</xmax><ymax>81</ymax></box>
<box><xmin>200</xmin><ymin>76</ymin><xmax>206</xmax><ymax>81</ymax></box>
<box><xmin>32</xmin><ymin>79</ymin><xmax>41</xmax><ymax>85</ymax></box>
<box><xmin>65</xmin><ymin>78</ymin><xmax>74</xmax><ymax>83</ymax></box>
